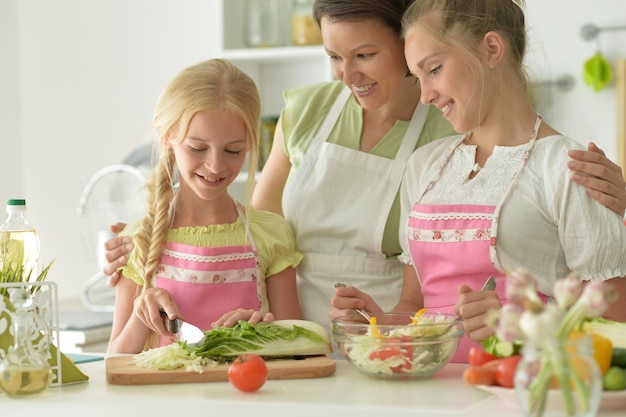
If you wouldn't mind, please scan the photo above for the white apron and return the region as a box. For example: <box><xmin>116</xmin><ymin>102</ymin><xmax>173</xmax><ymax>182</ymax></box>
<box><xmin>283</xmin><ymin>87</ymin><xmax>429</xmax><ymax>327</ymax></box>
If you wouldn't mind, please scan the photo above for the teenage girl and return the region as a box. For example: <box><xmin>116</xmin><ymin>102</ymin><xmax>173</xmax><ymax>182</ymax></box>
<box><xmin>332</xmin><ymin>0</ymin><xmax>626</xmax><ymax>362</ymax></box>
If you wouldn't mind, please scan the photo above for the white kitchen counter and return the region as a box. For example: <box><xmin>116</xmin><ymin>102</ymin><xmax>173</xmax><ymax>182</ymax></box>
<box><xmin>1</xmin><ymin>357</ymin><xmax>624</xmax><ymax>417</ymax></box>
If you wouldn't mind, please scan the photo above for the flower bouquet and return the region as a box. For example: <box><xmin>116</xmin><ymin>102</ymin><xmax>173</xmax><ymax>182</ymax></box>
<box><xmin>487</xmin><ymin>268</ymin><xmax>617</xmax><ymax>417</ymax></box>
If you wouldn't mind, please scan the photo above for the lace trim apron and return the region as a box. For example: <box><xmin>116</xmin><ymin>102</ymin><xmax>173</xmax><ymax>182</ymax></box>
<box><xmin>155</xmin><ymin>202</ymin><xmax>262</xmax><ymax>346</ymax></box>
<box><xmin>407</xmin><ymin>114</ymin><xmax>543</xmax><ymax>362</ymax></box>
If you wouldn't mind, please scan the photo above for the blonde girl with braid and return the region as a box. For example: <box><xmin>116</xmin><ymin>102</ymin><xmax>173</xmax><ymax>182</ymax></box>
<box><xmin>107</xmin><ymin>59</ymin><xmax>303</xmax><ymax>354</ymax></box>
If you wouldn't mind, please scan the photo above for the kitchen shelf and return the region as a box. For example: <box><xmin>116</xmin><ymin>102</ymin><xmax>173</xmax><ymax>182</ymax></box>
<box><xmin>219</xmin><ymin>0</ymin><xmax>333</xmax><ymax>116</ymax></box>
<box><xmin>220</xmin><ymin>0</ymin><xmax>333</xmax><ymax>200</ymax></box>
<box><xmin>222</xmin><ymin>45</ymin><xmax>327</xmax><ymax>62</ymax></box>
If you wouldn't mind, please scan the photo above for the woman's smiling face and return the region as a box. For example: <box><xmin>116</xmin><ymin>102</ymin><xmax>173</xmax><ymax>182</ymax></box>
<box><xmin>321</xmin><ymin>17</ymin><xmax>409</xmax><ymax>111</ymax></box>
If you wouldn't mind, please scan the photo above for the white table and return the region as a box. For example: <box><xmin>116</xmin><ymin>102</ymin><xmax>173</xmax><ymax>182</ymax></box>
<box><xmin>1</xmin><ymin>357</ymin><xmax>623</xmax><ymax>417</ymax></box>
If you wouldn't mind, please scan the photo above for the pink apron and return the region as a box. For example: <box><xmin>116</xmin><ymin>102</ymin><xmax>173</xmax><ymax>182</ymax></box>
<box><xmin>155</xmin><ymin>203</ymin><xmax>262</xmax><ymax>346</ymax></box>
<box><xmin>407</xmin><ymin>115</ymin><xmax>542</xmax><ymax>363</ymax></box>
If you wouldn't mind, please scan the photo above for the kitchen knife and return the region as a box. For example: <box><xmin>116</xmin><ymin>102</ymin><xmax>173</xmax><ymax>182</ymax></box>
<box><xmin>160</xmin><ymin>311</ymin><xmax>206</xmax><ymax>345</ymax></box>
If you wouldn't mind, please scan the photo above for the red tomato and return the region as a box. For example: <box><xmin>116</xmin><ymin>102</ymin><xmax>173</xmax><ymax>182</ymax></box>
<box><xmin>369</xmin><ymin>336</ymin><xmax>413</xmax><ymax>374</ymax></box>
<box><xmin>369</xmin><ymin>348</ymin><xmax>405</xmax><ymax>361</ymax></box>
<box><xmin>481</xmin><ymin>358</ymin><xmax>505</xmax><ymax>371</ymax></box>
<box><xmin>495</xmin><ymin>355</ymin><xmax>522</xmax><ymax>388</ymax></box>
<box><xmin>468</xmin><ymin>347</ymin><xmax>500</xmax><ymax>367</ymax></box>
<box><xmin>228</xmin><ymin>354</ymin><xmax>268</xmax><ymax>393</ymax></box>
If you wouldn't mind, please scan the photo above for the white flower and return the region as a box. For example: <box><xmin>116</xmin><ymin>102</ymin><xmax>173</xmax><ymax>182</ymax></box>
<box><xmin>553</xmin><ymin>274</ymin><xmax>583</xmax><ymax>310</ymax></box>
<box><xmin>519</xmin><ymin>303</ymin><xmax>563</xmax><ymax>340</ymax></box>
<box><xmin>496</xmin><ymin>303</ymin><xmax>523</xmax><ymax>342</ymax></box>
<box><xmin>576</xmin><ymin>281</ymin><xmax>617</xmax><ymax>318</ymax></box>
<box><xmin>494</xmin><ymin>268</ymin><xmax>617</xmax><ymax>417</ymax></box>
<box><xmin>506</xmin><ymin>268</ymin><xmax>543</xmax><ymax>311</ymax></box>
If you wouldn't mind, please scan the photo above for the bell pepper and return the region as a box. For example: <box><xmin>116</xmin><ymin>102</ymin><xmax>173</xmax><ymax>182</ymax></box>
<box><xmin>570</xmin><ymin>329</ymin><xmax>613</xmax><ymax>375</ymax></box>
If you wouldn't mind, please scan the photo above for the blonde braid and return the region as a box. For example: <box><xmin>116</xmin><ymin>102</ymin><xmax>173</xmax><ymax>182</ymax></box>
<box><xmin>134</xmin><ymin>149</ymin><xmax>175</xmax><ymax>350</ymax></box>
<box><xmin>135</xmin><ymin>148</ymin><xmax>176</xmax><ymax>289</ymax></box>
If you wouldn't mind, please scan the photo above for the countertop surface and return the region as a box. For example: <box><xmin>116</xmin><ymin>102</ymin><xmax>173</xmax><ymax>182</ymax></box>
<box><xmin>1</xmin><ymin>356</ymin><xmax>624</xmax><ymax>417</ymax></box>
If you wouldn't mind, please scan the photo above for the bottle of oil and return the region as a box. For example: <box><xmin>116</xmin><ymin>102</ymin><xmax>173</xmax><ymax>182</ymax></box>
<box><xmin>0</xmin><ymin>199</ymin><xmax>40</xmax><ymax>276</ymax></box>
<box><xmin>0</xmin><ymin>288</ymin><xmax>53</xmax><ymax>397</ymax></box>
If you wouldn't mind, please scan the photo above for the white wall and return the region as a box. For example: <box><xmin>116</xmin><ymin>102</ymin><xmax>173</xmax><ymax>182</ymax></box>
<box><xmin>525</xmin><ymin>1</ymin><xmax>626</xmax><ymax>153</ymax></box>
<box><xmin>1</xmin><ymin>0</ymin><xmax>221</xmax><ymax>302</ymax></box>
<box><xmin>1</xmin><ymin>0</ymin><xmax>625</xmax><ymax>303</ymax></box>
<box><xmin>0</xmin><ymin>0</ymin><xmax>21</xmax><ymax>201</ymax></box>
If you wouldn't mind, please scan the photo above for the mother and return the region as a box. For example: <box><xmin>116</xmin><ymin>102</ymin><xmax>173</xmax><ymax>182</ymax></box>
<box><xmin>104</xmin><ymin>0</ymin><xmax>626</xmax><ymax>328</ymax></box>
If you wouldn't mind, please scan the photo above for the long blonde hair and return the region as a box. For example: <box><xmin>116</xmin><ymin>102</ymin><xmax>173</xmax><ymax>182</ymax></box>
<box><xmin>401</xmin><ymin>0</ymin><xmax>529</xmax><ymax>87</ymax></box>
<box><xmin>135</xmin><ymin>59</ymin><xmax>261</xmax><ymax>291</ymax></box>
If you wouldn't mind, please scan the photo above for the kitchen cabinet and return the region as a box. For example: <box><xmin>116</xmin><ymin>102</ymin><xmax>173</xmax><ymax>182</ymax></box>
<box><xmin>218</xmin><ymin>0</ymin><xmax>334</xmax><ymax>202</ymax></box>
<box><xmin>219</xmin><ymin>0</ymin><xmax>334</xmax><ymax>117</ymax></box>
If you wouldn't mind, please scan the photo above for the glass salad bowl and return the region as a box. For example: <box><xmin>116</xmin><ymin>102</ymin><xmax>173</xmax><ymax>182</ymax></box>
<box><xmin>332</xmin><ymin>311</ymin><xmax>463</xmax><ymax>379</ymax></box>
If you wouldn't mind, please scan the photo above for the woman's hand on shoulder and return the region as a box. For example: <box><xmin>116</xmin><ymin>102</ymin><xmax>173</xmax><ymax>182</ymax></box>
<box><xmin>568</xmin><ymin>142</ymin><xmax>626</xmax><ymax>217</ymax></box>
<box><xmin>212</xmin><ymin>309</ymin><xmax>275</xmax><ymax>328</ymax></box>
<box><xmin>103</xmin><ymin>222</ymin><xmax>132</xmax><ymax>286</ymax></box>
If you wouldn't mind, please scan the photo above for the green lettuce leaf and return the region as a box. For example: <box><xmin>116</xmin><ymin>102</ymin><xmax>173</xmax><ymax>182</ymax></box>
<box><xmin>186</xmin><ymin>320</ymin><xmax>332</xmax><ymax>361</ymax></box>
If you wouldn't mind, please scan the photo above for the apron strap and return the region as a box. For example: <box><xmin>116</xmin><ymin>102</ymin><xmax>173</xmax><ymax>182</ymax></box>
<box><xmin>309</xmin><ymin>87</ymin><xmax>352</xmax><ymax>149</ymax></box>
<box><xmin>395</xmin><ymin>103</ymin><xmax>429</xmax><ymax>162</ymax></box>
<box><xmin>234</xmin><ymin>202</ymin><xmax>264</xmax><ymax>314</ymax></box>
<box><xmin>489</xmin><ymin>113</ymin><xmax>542</xmax><ymax>270</ymax></box>
<box><xmin>311</xmin><ymin>86</ymin><xmax>427</xmax><ymax>163</ymax></box>
<box><xmin>386</xmin><ymin>102</ymin><xmax>430</xmax><ymax>191</ymax></box>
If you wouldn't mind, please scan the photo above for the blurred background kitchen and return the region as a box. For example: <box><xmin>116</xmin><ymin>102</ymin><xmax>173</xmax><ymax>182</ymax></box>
<box><xmin>1</xmin><ymin>0</ymin><xmax>625</xmax><ymax>349</ymax></box>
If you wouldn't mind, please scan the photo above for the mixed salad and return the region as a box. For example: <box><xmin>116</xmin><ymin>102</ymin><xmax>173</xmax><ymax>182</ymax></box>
<box><xmin>341</xmin><ymin>312</ymin><xmax>462</xmax><ymax>378</ymax></box>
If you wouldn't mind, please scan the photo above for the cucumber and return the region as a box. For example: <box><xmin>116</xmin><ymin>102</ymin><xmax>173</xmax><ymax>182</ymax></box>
<box><xmin>494</xmin><ymin>341</ymin><xmax>520</xmax><ymax>357</ymax></box>
<box><xmin>481</xmin><ymin>336</ymin><xmax>522</xmax><ymax>358</ymax></box>
<box><xmin>612</xmin><ymin>348</ymin><xmax>626</xmax><ymax>368</ymax></box>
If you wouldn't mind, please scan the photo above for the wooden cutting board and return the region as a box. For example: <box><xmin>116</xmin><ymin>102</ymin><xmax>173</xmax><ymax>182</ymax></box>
<box><xmin>106</xmin><ymin>355</ymin><xmax>336</xmax><ymax>385</ymax></box>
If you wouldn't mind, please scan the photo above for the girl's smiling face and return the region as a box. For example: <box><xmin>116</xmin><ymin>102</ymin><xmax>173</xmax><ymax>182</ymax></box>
<box><xmin>171</xmin><ymin>107</ymin><xmax>248</xmax><ymax>202</ymax></box>
<box><xmin>404</xmin><ymin>25</ymin><xmax>483</xmax><ymax>133</ymax></box>
<box><xmin>321</xmin><ymin>17</ymin><xmax>409</xmax><ymax>111</ymax></box>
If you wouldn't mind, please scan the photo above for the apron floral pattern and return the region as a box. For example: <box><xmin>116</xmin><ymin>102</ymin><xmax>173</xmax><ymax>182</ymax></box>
<box><xmin>407</xmin><ymin>115</ymin><xmax>543</xmax><ymax>362</ymax></box>
<box><xmin>155</xmin><ymin>203</ymin><xmax>262</xmax><ymax>345</ymax></box>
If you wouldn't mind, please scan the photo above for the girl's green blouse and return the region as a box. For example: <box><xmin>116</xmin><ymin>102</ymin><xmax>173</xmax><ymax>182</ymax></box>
<box><xmin>120</xmin><ymin>205</ymin><xmax>303</xmax><ymax>286</ymax></box>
